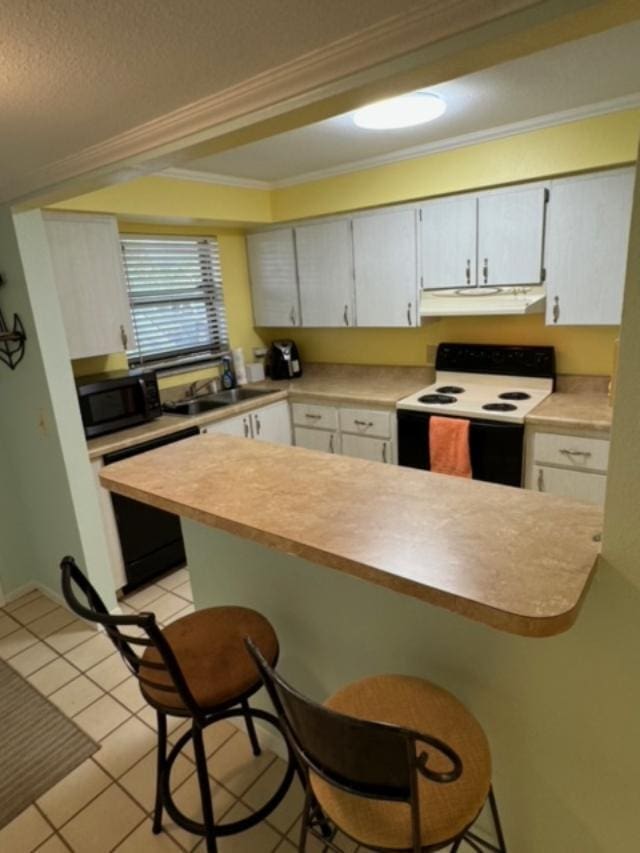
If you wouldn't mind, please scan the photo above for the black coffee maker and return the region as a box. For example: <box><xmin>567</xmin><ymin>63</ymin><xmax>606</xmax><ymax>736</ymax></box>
<box><xmin>266</xmin><ymin>340</ymin><xmax>302</xmax><ymax>379</ymax></box>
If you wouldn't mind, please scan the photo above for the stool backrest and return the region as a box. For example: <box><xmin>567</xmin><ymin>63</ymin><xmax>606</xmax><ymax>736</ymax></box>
<box><xmin>246</xmin><ymin>639</ymin><xmax>462</xmax><ymax>806</ymax></box>
<box><xmin>60</xmin><ymin>556</ymin><xmax>200</xmax><ymax>716</ymax></box>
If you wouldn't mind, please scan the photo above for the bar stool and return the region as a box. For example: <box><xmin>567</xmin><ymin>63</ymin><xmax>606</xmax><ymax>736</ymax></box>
<box><xmin>59</xmin><ymin>557</ymin><xmax>295</xmax><ymax>853</ymax></box>
<box><xmin>246</xmin><ymin>639</ymin><xmax>507</xmax><ymax>853</ymax></box>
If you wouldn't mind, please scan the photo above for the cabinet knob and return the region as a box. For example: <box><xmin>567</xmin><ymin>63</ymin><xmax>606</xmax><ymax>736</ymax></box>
<box><xmin>290</xmin><ymin>306</ymin><xmax>296</xmax><ymax>325</ymax></box>
<box><xmin>553</xmin><ymin>296</ymin><xmax>560</xmax><ymax>324</ymax></box>
<box><xmin>343</xmin><ymin>305</ymin><xmax>349</xmax><ymax>326</ymax></box>
<box><xmin>465</xmin><ymin>259</ymin><xmax>471</xmax><ymax>285</ymax></box>
<box><xmin>120</xmin><ymin>324</ymin><xmax>128</xmax><ymax>350</ymax></box>
<box><xmin>537</xmin><ymin>468</ymin><xmax>544</xmax><ymax>491</ymax></box>
<box><xmin>482</xmin><ymin>258</ymin><xmax>489</xmax><ymax>285</ymax></box>
<box><xmin>407</xmin><ymin>302</ymin><xmax>412</xmax><ymax>326</ymax></box>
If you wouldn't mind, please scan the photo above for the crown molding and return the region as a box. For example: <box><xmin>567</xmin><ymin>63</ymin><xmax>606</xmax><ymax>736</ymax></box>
<box><xmin>158</xmin><ymin>167</ymin><xmax>272</xmax><ymax>190</ymax></box>
<box><xmin>155</xmin><ymin>93</ymin><xmax>640</xmax><ymax>192</ymax></box>
<box><xmin>2</xmin><ymin>0</ymin><xmax>549</xmax><ymax>206</ymax></box>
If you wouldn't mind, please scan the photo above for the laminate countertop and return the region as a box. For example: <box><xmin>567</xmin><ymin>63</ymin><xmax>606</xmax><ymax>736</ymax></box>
<box><xmin>100</xmin><ymin>435</ymin><xmax>602</xmax><ymax>638</ymax></box>
<box><xmin>527</xmin><ymin>393</ymin><xmax>613</xmax><ymax>433</ymax></box>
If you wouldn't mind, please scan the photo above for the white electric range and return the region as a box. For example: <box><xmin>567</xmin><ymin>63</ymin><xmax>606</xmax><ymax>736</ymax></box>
<box><xmin>396</xmin><ymin>343</ymin><xmax>555</xmax><ymax>486</ymax></box>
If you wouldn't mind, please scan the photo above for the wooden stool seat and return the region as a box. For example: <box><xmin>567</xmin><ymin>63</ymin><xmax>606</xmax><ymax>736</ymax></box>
<box><xmin>310</xmin><ymin>674</ymin><xmax>492</xmax><ymax>850</ymax></box>
<box><xmin>140</xmin><ymin>606</ymin><xmax>279</xmax><ymax>713</ymax></box>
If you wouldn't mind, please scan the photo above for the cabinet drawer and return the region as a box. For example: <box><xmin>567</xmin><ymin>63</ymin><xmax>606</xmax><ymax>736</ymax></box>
<box><xmin>339</xmin><ymin>407</ymin><xmax>391</xmax><ymax>438</ymax></box>
<box><xmin>532</xmin><ymin>432</ymin><xmax>609</xmax><ymax>472</ymax></box>
<box><xmin>292</xmin><ymin>403</ymin><xmax>338</xmax><ymax>430</ymax></box>
<box><xmin>532</xmin><ymin>465</ymin><xmax>607</xmax><ymax>506</ymax></box>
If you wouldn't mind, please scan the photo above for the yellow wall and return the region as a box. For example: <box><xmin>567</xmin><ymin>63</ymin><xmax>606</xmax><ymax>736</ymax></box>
<box><xmin>72</xmin><ymin>222</ymin><xmax>264</xmax><ymax>390</ymax></box>
<box><xmin>64</xmin><ymin>109</ymin><xmax>640</xmax><ymax>380</ymax></box>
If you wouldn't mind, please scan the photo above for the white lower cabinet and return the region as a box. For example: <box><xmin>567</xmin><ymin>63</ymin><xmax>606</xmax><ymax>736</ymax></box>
<box><xmin>201</xmin><ymin>401</ymin><xmax>291</xmax><ymax>445</ymax></box>
<box><xmin>294</xmin><ymin>426</ymin><xmax>339</xmax><ymax>454</ymax></box>
<box><xmin>91</xmin><ymin>459</ymin><xmax>127</xmax><ymax>589</ymax></box>
<box><xmin>525</xmin><ymin>428</ymin><xmax>609</xmax><ymax>505</ymax></box>
<box><xmin>341</xmin><ymin>434</ymin><xmax>391</xmax><ymax>464</ymax></box>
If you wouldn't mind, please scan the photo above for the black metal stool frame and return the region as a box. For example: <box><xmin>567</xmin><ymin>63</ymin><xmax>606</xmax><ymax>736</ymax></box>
<box><xmin>246</xmin><ymin>639</ymin><xmax>507</xmax><ymax>853</ymax></box>
<box><xmin>60</xmin><ymin>557</ymin><xmax>295</xmax><ymax>853</ymax></box>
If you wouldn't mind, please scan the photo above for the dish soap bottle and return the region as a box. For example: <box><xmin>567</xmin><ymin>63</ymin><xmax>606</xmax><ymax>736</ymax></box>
<box><xmin>221</xmin><ymin>355</ymin><xmax>235</xmax><ymax>390</ymax></box>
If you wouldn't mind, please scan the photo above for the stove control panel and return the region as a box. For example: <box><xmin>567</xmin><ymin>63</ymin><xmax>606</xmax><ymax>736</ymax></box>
<box><xmin>435</xmin><ymin>343</ymin><xmax>555</xmax><ymax>380</ymax></box>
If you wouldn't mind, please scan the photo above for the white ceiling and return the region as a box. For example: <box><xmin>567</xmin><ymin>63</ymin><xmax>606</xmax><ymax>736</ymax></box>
<box><xmin>0</xmin><ymin>0</ymin><xmax>422</xmax><ymax>192</ymax></box>
<box><xmin>184</xmin><ymin>22</ymin><xmax>640</xmax><ymax>185</ymax></box>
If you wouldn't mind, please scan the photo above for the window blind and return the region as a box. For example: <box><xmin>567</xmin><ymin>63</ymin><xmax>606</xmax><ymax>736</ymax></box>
<box><xmin>120</xmin><ymin>236</ymin><xmax>228</xmax><ymax>368</ymax></box>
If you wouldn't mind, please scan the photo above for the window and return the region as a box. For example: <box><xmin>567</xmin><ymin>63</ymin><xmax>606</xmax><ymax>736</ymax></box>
<box><xmin>120</xmin><ymin>235</ymin><xmax>228</xmax><ymax>369</ymax></box>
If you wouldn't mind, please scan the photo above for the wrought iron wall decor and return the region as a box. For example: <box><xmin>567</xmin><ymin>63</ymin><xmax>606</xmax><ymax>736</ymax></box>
<box><xmin>0</xmin><ymin>273</ymin><xmax>27</xmax><ymax>370</ymax></box>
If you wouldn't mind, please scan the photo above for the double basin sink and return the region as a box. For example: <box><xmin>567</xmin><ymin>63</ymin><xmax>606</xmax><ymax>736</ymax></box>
<box><xmin>163</xmin><ymin>387</ymin><xmax>274</xmax><ymax>416</ymax></box>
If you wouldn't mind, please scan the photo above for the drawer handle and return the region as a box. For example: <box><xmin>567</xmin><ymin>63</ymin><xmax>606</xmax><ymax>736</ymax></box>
<box><xmin>343</xmin><ymin>304</ymin><xmax>349</xmax><ymax>326</ymax></box>
<box><xmin>465</xmin><ymin>259</ymin><xmax>471</xmax><ymax>284</ymax></box>
<box><xmin>305</xmin><ymin>413</ymin><xmax>322</xmax><ymax>420</ymax></box>
<box><xmin>382</xmin><ymin>442</ymin><xmax>387</xmax><ymax>463</ymax></box>
<box><xmin>243</xmin><ymin>418</ymin><xmax>250</xmax><ymax>438</ymax></box>
<box><xmin>482</xmin><ymin>258</ymin><xmax>489</xmax><ymax>285</ymax></box>
<box><xmin>254</xmin><ymin>414</ymin><xmax>261</xmax><ymax>435</ymax></box>
<box><xmin>560</xmin><ymin>449</ymin><xmax>592</xmax><ymax>459</ymax></box>
<box><xmin>553</xmin><ymin>296</ymin><xmax>560</xmax><ymax>324</ymax></box>
<box><xmin>329</xmin><ymin>434</ymin><xmax>335</xmax><ymax>453</ymax></box>
<box><xmin>407</xmin><ymin>302</ymin><xmax>412</xmax><ymax>326</ymax></box>
<box><xmin>537</xmin><ymin>468</ymin><xmax>544</xmax><ymax>491</ymax></box>
<box><xmin>354</xmin><ymin>419</ymin><xmax>374</xmax><ymax>428</ymax></box>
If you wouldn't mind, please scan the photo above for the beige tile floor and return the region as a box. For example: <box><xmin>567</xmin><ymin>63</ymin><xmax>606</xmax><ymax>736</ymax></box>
<box><xmin>0</xmin><ymin>569</ymin><xmax>372</xmax><ymax>853</ymax></box>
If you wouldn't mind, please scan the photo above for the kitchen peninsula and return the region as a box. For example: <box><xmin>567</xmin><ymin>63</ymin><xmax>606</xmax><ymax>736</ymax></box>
<box><xmin>100</xmin><ymin>435</ymin><xmax>614</xmax><ymax>849</ymax></box>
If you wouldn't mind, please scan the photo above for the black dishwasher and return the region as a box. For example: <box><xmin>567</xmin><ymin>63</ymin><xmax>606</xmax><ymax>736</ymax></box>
<box><xmin>104</xmin><ymin>426</ymin><xmax>200</xmax><ymax>591</ymax></box>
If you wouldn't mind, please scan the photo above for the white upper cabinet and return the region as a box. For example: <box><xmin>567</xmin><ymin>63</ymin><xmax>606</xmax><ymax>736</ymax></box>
<box><xmin>353</xmin><ymin>209</ymin><xmax>418</xmax><ymax>327</ymax></box>
<box><xmin>544</xmin><ymin>169</ymin><xmax>634</xmax><ymax>326</ymax></box>
<box><xmin>295</xmin><ymin>220</ymin><xmax>354</xmax><ymax>327</ymax></box>
<box><xmin>477</xmin><ymin>186</ymin><xmax>547</xmax><ymax>286</ymax></box>
<box><xmin>44</xmin><ymin>212</ymin><xmax>134</xmax><ymax>360</ymax></box>
<box><xmin>247</xmin><ymin>229</ymin><xmax>300</xmax><ymax>327</ymax></box>
<box><xmin>420</xmin><ymin>195</ymin><xmax>477</xmax><ymax>289</ymax></box>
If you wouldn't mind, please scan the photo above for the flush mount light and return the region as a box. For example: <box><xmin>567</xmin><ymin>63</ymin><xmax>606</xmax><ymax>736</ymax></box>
<box><xmin>353</xmin><ymin>91</ymin><xmax>446</xmax><ymax>130</ymax></box>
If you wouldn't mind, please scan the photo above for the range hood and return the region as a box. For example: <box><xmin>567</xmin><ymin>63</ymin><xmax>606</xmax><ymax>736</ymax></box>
<box><xmin>420</xmin><ymin>287</ymin><xmax>546</xmax><ymax>318</ymax></box>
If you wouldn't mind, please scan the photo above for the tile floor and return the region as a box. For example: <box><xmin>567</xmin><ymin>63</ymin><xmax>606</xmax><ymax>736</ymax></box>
<box><xmin>0</xmin><ymin>569</ymin><xmax>368</xmax><ymax>853</ymax></box>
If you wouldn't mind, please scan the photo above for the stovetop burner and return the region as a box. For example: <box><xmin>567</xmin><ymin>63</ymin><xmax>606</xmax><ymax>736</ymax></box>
<box><xmin>498</xmin><ymin>391</ymin><xmax>531</xmax><ymax>401</ymax></box>
<box><xmin>436</xmin><ymin>385</ymin><xmax>465</xmax><ymax>394</ymax></box>
<box><xmin>483</xmin><ymin>402</ymin><xmax>518</xmax><ymax>412</ymax></box>
<box><xmin>419</xmin><ymin>393</ymin><xmax>457</xmax><ymax>404</ymax></box>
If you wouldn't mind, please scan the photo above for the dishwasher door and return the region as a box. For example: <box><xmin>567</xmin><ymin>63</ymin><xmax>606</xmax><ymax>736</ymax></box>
<box><xmin>104</xmin><ymin>426</ymin><xmax>199</xmax><ymax>591</ymax></box>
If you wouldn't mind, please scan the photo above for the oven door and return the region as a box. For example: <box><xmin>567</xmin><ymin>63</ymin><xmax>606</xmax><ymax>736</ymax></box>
<box><xmin>397</xmin><ymin>410</ymin><xmax>524</xmax><ymax>487</ymax></box>
<box><xmin>78</xmin><ymin>378</ymin><xmax>149</xmax><ymax>438</ymax></box>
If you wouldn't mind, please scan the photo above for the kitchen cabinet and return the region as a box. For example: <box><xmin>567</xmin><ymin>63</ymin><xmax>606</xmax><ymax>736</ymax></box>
<box><xmin>353</xmin><ymin>209</ymin><xmax>418</xmax><ymax>326</ymax></box>
<box><xmin>91</xmin><ymin>458</ymin><xmax>126</xmax><ymax>589</ymax></box>
<box><xmin>294</xmin><ymin>426</ymin><xmax>339</xmax><ymax>454</ymax></box>
<box><xmin>477</xmin><ymin>186</ymin><xmax>547</xmax><ymax>286</ymax></box>
<box><xmin>44</xmin><ymin>212</ymin><xmax>135</xmax><ymax>359</ymax></box>
<box><xmin>420</xmin><ymin>185</ymin><xmax>546</xmax><ymax>289</ymax></box>
<box><xmin>247</xmin><ymin>229</ymin><xmax>300</xmax><ymax>327</ymax></box>
<box><xmin>341</xmin><ymin>433</ymin><xmax>391</xmax><ymax>464</ymax></box>
<box><xmin>295</xmin><ymin>220</ymin><xmax>354</xmax><ymax>327</ymax></box>
<box><xmin>524</xmin><ymin>428</ymin><xmax>609</xmax><ymax>505</ymax></box>
<box><xmin>544</xmin><ymin>168</ymin><xmax>634</xmax><ymax>326</ymax></box>
<box><xmin>202</xmin><ymin>401</ymin><xmax>291</xmax><ymax>444</ymax></box>
<box><xmin>420</xmin><ymin>195</ymin><xmax>477</xmax><ymax>289</ymax></box>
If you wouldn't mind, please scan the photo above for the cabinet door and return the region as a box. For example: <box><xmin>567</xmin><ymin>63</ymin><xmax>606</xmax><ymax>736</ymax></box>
<box><xmin>353</xmin><ymin>210</ymin><xmax>418</xmax><ymax>326</ymax></box>
<box><xmin>247</xmin><ymin>229</ymin><xmax>300</xmax><ymax>327</ymax></box>
<box><xmin>294</xmin><ymin>427</ymin><xmax>339</xmax><ymax>454</ymax></box>
<box><xmin>531</xmin><ymin>464</ymin><xmax>607</xmax><ymax>506</ymax></box>
<box><xmin>420</xmin><ymin>195</ymin><xmax>477</xmax><ymax>289</ymax></box>
<box><xmin>341</xmin><ymin>433</ymin><xmax>391</xmax><ymax>464</ymax></box>
<box><xmin>545</xmin><ymin>170</ymin><xmax>634</xmax><ymax>326</ymax></box>
<box><xmin>202</xmin><ymin>414</ymin><xmax>252</xmax><ymax>438</ymax></box>
<box><xmin>44</xmin><ymin>213</ymin><xmax>134</xmax><ymax>359</ymax></box>
<box><xmin>295</xmin><ymin>220</ymin><xmax>354</xmax><ymax>327</ymax></box>
<box><xmin>252</xmin><ymin>402</ymin><xmax>292</xmax><ymax>445</ymax></box>
<box><xmin>477</xmin><ymin>186</ymin><xmax>546</xmax><ymax>286</ymax></box>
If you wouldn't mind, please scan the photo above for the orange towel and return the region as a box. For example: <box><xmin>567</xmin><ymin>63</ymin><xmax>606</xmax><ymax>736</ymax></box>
<box><xmin>429</xmin><ymin>416</ymin><xmax>472</xmax><ymax>478</ymax></box>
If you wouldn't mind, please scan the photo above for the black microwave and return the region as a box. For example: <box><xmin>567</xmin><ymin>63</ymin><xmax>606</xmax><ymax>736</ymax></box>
<box><xmin>76</xmin><ymin>369</ymin><xmax>162</xmax><ymax>438</ymax></box>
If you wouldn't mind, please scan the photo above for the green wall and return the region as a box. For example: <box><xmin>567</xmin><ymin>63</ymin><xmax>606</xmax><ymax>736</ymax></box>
<box><xmin>0</xmin><ymin>208</ymin><xmax>115</xmax><ymax>607</ymax></box>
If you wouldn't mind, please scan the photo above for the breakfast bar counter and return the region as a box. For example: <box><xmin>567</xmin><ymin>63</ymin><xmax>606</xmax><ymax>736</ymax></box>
<box><xmin>100</xmin><ymin>434</ymin><xmax>601</xmax><ymax>638</ymax></box>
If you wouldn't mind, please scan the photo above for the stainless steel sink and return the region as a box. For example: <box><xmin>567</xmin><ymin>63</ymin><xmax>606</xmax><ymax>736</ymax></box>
<box><xmin>163</xmin><ymin>387</ymin><xmax>274</xmax><ymax>416</ymax></box>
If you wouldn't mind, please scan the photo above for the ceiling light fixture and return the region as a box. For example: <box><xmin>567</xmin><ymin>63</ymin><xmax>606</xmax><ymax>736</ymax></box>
<box><xmin>353</xmin><ymin>91</ymin><xmax>446</xmax><ymax>130</ymax></box>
